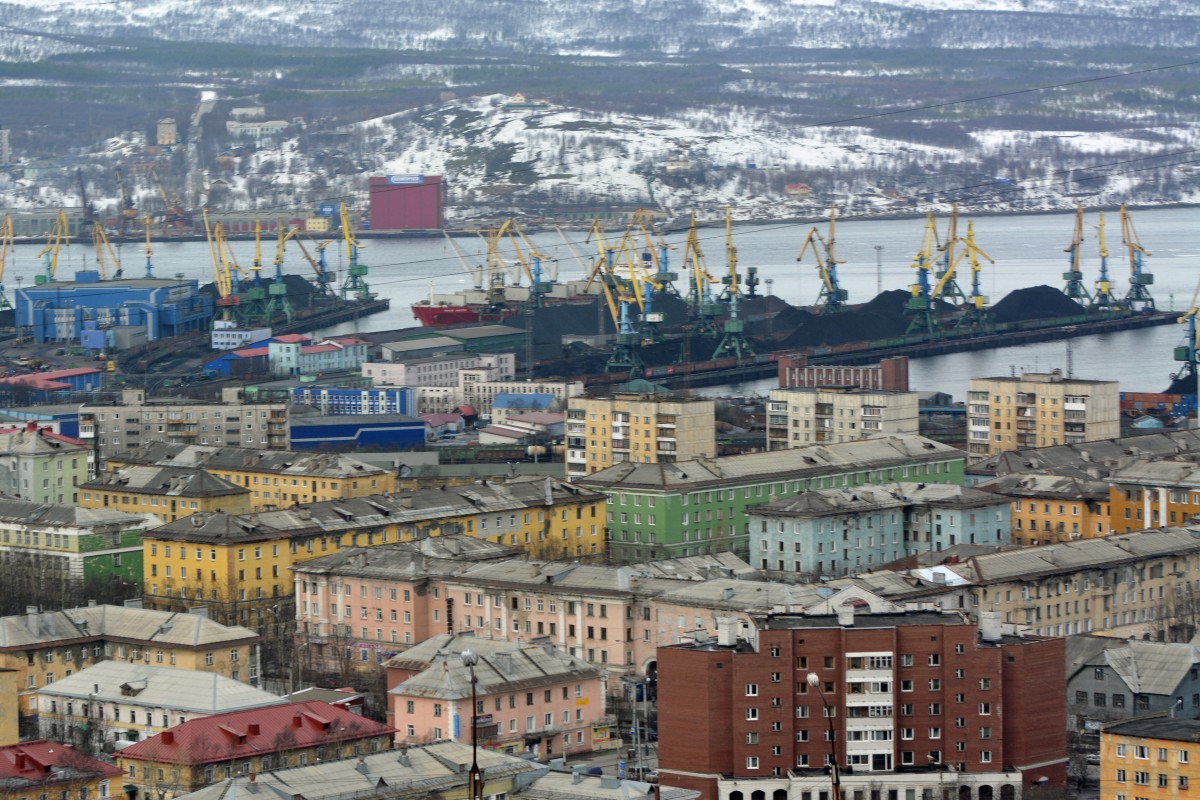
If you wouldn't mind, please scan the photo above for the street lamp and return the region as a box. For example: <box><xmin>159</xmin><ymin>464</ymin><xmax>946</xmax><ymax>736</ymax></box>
<box><xmin>461</xmin><ymin>648</ymin><xmax>484</xmax><ymax>800</ymax></box>
<box><xmin>807</xmin><ymin>672</ymin><xmax>842</xmax><ymax>800</ymax></box>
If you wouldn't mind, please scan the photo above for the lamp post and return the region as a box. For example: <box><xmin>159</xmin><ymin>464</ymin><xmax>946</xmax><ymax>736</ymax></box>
<box><xmin>462</xmin><ymin>648</ymin><xmax>484</xmax><ymax>800</ymax></box>
<box><xmin>807</xmin><ymin>672</ymin><xmax>842</xmax><ymax>800</ymax></box>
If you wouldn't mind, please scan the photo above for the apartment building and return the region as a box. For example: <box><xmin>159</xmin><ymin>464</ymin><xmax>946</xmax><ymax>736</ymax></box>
<box><xmin>106</xmin><ymin>443</ymin><xmax>397</xmax><ymax>512</ymax></box>
<box><xmin>966</xmin><ymin>371</ymin><xmax>1119</xmax><ymax>460</ymax></box>
<box><xmin>944</xmin><ymin>527</ymin><xmax>1200</xmax><ymax>640</ymax></box>
<box><xmin>142</xmin><ymin>478</ymin><xmax>606</xmax><ymax>629</ymax></box>
<box><xmin>748</xmin><ymin>483</ymin><xmax>1010</xmax><ymax>577</ymax></box>
<box><xmin>116</xmin><ymin>702</ymin><xmax>394</xmax><ymax>800</ymax></box>
<box><xmin>0</xmin><ymin>423</ymin><xmax>90</xmax><ymax>505</ymax></box>
<box><xmin>80</xmin><ymin>465</ymin><xmax>250</xmax><ymax>522</ymax></box>
<box><xmin>1108</xmin><ymin>460</ymin><xmax>1200</xmax><ymax>534</ymax></box>
<box><xmin>80</xmin><ymin>388</ymin><xmax>289</xmax><ymax>458</ymax></box>
<box><xmin>566</xmin><ymin>391</ymin><xmax>716</xmax><ymax>480</ymax></box>
<box><xmin>577</xmin><ymin>434</ymin><xmax>965</xmax><ymax>562</ymax></box>
<box><xmin>1100</xmin><ymin>717</ymin><xmax>1200</xmax><ymax>800</ymax></box>
<box><xmin>658</xmin><ymin>610</ymin><xmax>1066</xmax><ymax>800</ymax></box>
<box><xmin>0</xmin><ymin>741</ymin><xmax>122</xmax><ymax>800</ymax></box>
<box><xmin>36</xmin><ymin>660</ymin><xmax>285</xmax><ymax>747</ymax></box>
<box><xmin>363</xmin><ymin>352</ymin><xmax>515</xmax><ymax>386</ymax></box>
<box><xmin>0</xmin><ymin>604</ymin><xmax>261</xmax><ymax>725</ymax></box>
<box><xmin>766</xmin><ymin>386</ymin><xmax>918</xmax><ymax>449</ymax></box>
<box><xmin>386</xmin><ymin>635</ymin><xmax>609</xmax><ymax>759</ymax></box>
<box><xmin>977</xmin><ymin>472</ymin><xmax>1112</xmax><ymax>545</ymax></box>
<box><xmin>777</xmin><ymin>354</ymin><xmax>910</xmax><ymax>391</ymax></box>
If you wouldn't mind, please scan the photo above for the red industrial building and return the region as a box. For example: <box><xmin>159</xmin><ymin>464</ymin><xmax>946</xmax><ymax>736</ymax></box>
<box><xmin>368</xmin><ymin>175</ymin><xmax>445</xmax><ymax>230</ymax></box>
<box><xmin>778</xmin><ymin>355</ymin><xmax>910</xmax><ymax>392</ymax></box>
<box><xmin>658</xmin><ymin>608</ymin><xmax>1067</xmax><ymax>800</ymax></box>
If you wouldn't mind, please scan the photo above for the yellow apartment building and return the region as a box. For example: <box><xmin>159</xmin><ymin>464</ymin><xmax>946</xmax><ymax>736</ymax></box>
<box><xmin>142</xmin><ymin>477</ymin><xmax>606</xmax><ymax>630</ymax></box>
<box><xmin>1108</xmin><ymin>460</ymin><xmax>1200</xmax><ymax>534</ymax></box>
<box><xmin>565</xmin><ymin>389</ymin><xmax>716</xmax><ymax>480</ymax></box>
<box><xmin>978</xmin><ymin>472</ymin><xmax>1112</xmax><ymax>544</ymax></box>
<box><xmin>106</xmin><ymin>443</ymin><xmax>396</xmax><ymax>512</ymax></box>
<box><xmin>1101</xmin><ymin>716</ymin><xmax>1200</xmax><ymax>800</ymax></box>
<box><xmin>967</xmin><ymin>371</ymin><xmax>1119</xmax><ymax>461</ymax></box>
<box><xmin>80</xmin><ymin>464</ymin><xmax>251</xmax><ymax>522</ymax></box>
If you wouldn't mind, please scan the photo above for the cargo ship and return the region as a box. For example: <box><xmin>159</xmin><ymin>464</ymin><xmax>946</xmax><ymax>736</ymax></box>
<box><xmin>411</xmin><ymin>280</ymin><xmax>601</xmax><ymax>326</ymax></box>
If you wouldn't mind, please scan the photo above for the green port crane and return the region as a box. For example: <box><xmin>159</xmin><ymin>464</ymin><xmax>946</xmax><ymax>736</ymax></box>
<box><xmin>1120</xmin><ymin>204</ymin><xmax>1155</xmax><ymax>311</ymax></box>
<box><xmin>36</xmin><ymin>210</ymin><xmax>70</xmax><ymax>285</ymax></box>
<box><xmin>267</xmin><ymin>223</ymin><xmax>295</xmax><ymax>323</ymax></box>
<box><xmin>797</xmin><ymin>202</ymin><xmax>848</xmax><ymax>314</ymax></box>
<box><xmin>1173</xmin><ymin>275</ymin><xmax>1200</xmax><ymax>399</ymax></box>
<box><xmin>711</xmin><ymin>207</ymin><xmax>754</xmax><ymax>363</ymax></box>
<box><xmin>1062</xmin><ymin>205</ymin><xmax>1092</xmax><ymax>305</ymax></box>
<box><xmin>339</xmin><ymin>204</ymin><xmax>371</xmax><ymax>301</ymax></box>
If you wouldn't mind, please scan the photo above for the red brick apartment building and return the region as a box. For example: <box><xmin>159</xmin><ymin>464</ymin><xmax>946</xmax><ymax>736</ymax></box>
<box><xmin>659</xmin><ymin>608</ymin><xmax>1066</xmax><ymax>800</ymax></box>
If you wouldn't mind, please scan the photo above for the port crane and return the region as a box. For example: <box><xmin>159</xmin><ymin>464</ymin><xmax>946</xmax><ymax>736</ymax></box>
<box><xmin>91</xmin><ymin>224</ymin><xmax>122</xmax><ymax>281</ymax></box>
<box><xmin>338</xmin><ymin>204</ymin><xmax>371</xmax><ymax>301</ymax></box>
<box><xmin>711</xmin><ymin>207</ymin><xmax>754</xmax><ymax>363</ymax></box>
<box><xmin>204</xmin><ymin>209</ymin><xmax>240</xmax><ymax>321</ymax></box>
<box><xmin>1061</xmin><ymin>205</ymin><xmax>1092</xmax><ymax>305</ymax></box>
<box><xmin>954</xmin><ymin>221</ymin><xmax>995</xmax><ymax>330</ymax></box>
<box><xmin>142</xmin><ymin>215</ymin><xmax>154</xmax><ymax>278</ymax></box>
<box><xmin>498</xmin><ymin>220</ymin><xmax>554</xmax><ymax>309</ymax></box>
<box><xmin>585</xmin><ymin>221</ymin><xmax>654</xmax><ymax>376</ymax></box>
<box><xmin>1172</xmin><ymin>275</ymin><xmax>1200</xmax><ymax>399</ymax></box>
<box><xmin>36</xmin><ymin>210</ymin><xmax>70</xmax><ymax>285</ymax></box>
<box><xmin>150</xmin><ymin>166</ymin><xmax>190</xmax><ymax>233</ymax></box>
<box><xmin>1089</xmin><ymin>211</ymin><xmax>1120</xmax><ymax>312</ymax></box>
<box><xmin>76</xmin><ymin>169</ymin><xmax>97</xmax><ymax>232</ymax></box>
<box><xmin>1120</xmin><ymin>204</ymin><xmax>1154</xmax><ymax>311</ymax></box>
<box><xmin>797</xmin><ymin>202</ymin><xmax>848</xmax><ymax>314</ymax></box>
<box><xmin>267</xmin><ymin>224</ymin><xmax>295</xmax><ymax>323</ymax></box>
<box><xmin>114</xmin><ymin>167</ymin><xmax>139</xmax><ymax>237</ymax></box>
<box><xmin>287</xmin><ymin>230</ymin><xmax>336</xmax><ymax>297</ymax></box>
<box><xmin>0</xmin><ymin>215</ymin><xmax>13</xmax><ymax>312</ymax></box>
<box><xmin>681</xmin><ymin>213</ymin><xmax>723</xmax><ymax>337</ymax></box>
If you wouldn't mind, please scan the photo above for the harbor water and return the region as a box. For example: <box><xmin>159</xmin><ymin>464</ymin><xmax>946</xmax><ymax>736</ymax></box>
<box><xmin>10</xmin><ymin>207</ymin><xmax>1198</xmax><ymax>399</ymax></box>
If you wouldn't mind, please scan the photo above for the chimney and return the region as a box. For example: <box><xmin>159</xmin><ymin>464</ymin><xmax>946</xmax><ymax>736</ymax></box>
<box><xmin>249</xmin><ymin>774</ymin><xmax>256</xmax><ymax>784</ymax></box>
<box><xmin>292</xmin><ymin>713</ymin><xmax>303</xmax><ymax>729</ymax></box>
<box><xmin>25</xmin><ymin>421</ymin><xmax>35</xmax><ymax>432</ymax></box>
<box><xmin>544</xmin><ymin>476</ymin><xmax>554</xmax><ymax>506</ymax></box>
<box><xmin>248</xmin><ymin>723</ymin><xmax>260</xmax><ymax>736</ymax></box>
<box><xmin>15</xmin><ymin>752</ymin><xmax>26</xmax><ymax>771</ymax></box>
<box><xmin>837</xmin><ymin>605</ymin><xmax>855</xmax><ymax>627</ymax></box>
<box><xmin>979</xmin><ymin>611</ymin><xmax>1002</xmax><ymax>643</ymax></box>
<box><xmin>25</xmin><ymin>607</ymin><xmax>38</xmax><ymax>637</ymax></box>
<box><xmin>162</xmin><ymin>731</ymin><xmax>174</xmax><ymax>745</ymax></box>
<box><xmin>716</xmin><ymin>617</ymin><xmax>737</xmax><ymax>647</ymax></box>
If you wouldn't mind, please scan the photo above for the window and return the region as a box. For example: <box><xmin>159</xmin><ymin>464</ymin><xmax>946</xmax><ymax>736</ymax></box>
<box><xmin>746</xmin><ymin>684</ymin><xmax>759</xmax><ymax>696</ymax></box>
<box><xmin>746</xmin><ymin>757</ymin><xmax>760</xmax><ymax>770</ymax></box>
<box><xmin>746</xmin><ymin>708</ymin><xmax>759</xmax><ymax>720</ymax></box>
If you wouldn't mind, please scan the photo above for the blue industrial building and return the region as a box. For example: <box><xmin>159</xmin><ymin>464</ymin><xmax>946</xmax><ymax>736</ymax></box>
<box><xmin>288</xmin><ymin>414</ymin><xmax>428</xmax><ymax>451</ymax></box>
<box><xmin>15</xmin><ymin>272</ymin><xmax>213</xmax><ymax>343</ymax></box>
<box><xmin>290</xmin><ymin>387</ymin><xmax>417</xmax><ymax>416</ymax></box>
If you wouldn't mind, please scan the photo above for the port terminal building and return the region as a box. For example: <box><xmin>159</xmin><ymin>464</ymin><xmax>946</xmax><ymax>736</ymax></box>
<box><xmin>14</xmin><ymin>272</ymin><xmax>213</xmax><ymax>344</ymax></box>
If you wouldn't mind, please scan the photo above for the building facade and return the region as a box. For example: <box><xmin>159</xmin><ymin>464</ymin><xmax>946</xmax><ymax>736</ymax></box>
<box><xmin>747</xmin><ymin>484</ymin><xmax>1010</xmax><ymax>577</ymax></box>
<box><xmin>0</xmin><ymin>424</ymin><xmax>90</xmax><ymax>505</ymax></box>
<box><xmin>364</xmin><ymin>352</ymin><xmax>514</xmax><ymax>386</ymax></box>
<box><xmin>1108</xmin><ymin>461</ymin><xmax>1200</xmax><ymax>535</ymax></box>
<box><xmin>766</xmin><ymin>387</ymin><xmax>919</xmax><ymax>450</ymax></box>
<box><xmin>967</xmin><ymin>372</ymin><xmax>1120</xmax><ymax>460</ymax></box>
<box><xmin>80</xmin><ymin>388</ymin><xmax>289</xmax><ymax>457</ymax></box>
<box><xmin>778</xmin><ymin>355</ymin><xmax>910</xmax><ymax>392</ymax></box>
<box><xmin>268</xmin><ymin>336</ymin><xmax>369</xmax><ymax>377</ymax></box>
<box><xmin>978</xmin><ymin>473</ymin><xmax>1112</xmax><ymax>545</ymax></box>
<box><xmin>566</xmin><ymin>392</ymin><xmax>716</xmax><ymax>480</ymax></box>
<box><xmin>1100</xmin><ymin>717</ymin><xmax>1200</xmax><ymax>800</ymax></box>
<box><xmin>387</xmin><ymin>635</ymin><xmax>609</xmax><ymax>759</ymax></box>
<box><xmin>0</xmin><ymin>741</ymin><xmax>122</xmax><ymax>800</ymax></box>
<box><xmin>658</xmin><ymin>610</ymin><xmax>1067</xmax><ymax>800</ymax></box>
<box><xmin>116</xmin><ymin>701</ymin><xmax>394</xmax><ymax>800</ymax></box>
<box><xmin>105</xmin><ymin>443</ymin><xmax>396</xmax><ymax>513</ymax></box>
<box><xmin>80</xmin><ymin>466</ymin><xmax>250</xmax><ymax>522</ymax></box>
<box><xmin>578</xmin><ymin>435</ymin><xmax>965</xmax><ymax>563</ymax></box>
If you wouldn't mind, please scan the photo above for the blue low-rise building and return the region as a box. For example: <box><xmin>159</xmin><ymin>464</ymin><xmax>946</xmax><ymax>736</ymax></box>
<box><xmin>288</xmin><ymin>414</ymin><xmax>428</xmax><ymax>451</ymax></box>
<box><xmin>15</xmin><ymin>272</ymin><xmax>212</xmax><ymax>343</ymax></box>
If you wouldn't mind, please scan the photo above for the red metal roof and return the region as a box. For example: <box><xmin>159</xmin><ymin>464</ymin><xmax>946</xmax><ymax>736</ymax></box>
<box><xmin>0</xmin><ymin>740</ymin><xmax>122</xmax><ymax>781</ymax></box>
<box><xmin>272</xmin><ymin>334</ymin><xmax>311</xmax><ymax>344</ymax></box>
<box><xmin>117</xmin><ymin>700</ymin><xmax>394</xmax><ymax>765</ymax></box>
<box><xmin>301</xmin><ymin>343</ymin><xmax>342</xmax><ymax>354</ymax></box>
<box><xmin>0</xmin><ymin>423</ymin><xmax>85</xmax><ymax>446</ymax></box>
<box><xmin>231</xmin><ymin>347</ymin><xmax>269</xmax><ymax>358</ymax></box>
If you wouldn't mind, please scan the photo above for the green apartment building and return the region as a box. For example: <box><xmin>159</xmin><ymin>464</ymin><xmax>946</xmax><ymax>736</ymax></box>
<box><xmin>576</xmin><ymin>434</ymin><xmax>965</xmax><ymax>562</ymax></box>
<box><xmin>0</xmin><ymin>424</ymin><xmax>91</xmax><ymax>505</ymax></box>
<box><xmin>0</xmin><ymin>498</ymin><xmax>150</xmax><ymax>609</ymax></box>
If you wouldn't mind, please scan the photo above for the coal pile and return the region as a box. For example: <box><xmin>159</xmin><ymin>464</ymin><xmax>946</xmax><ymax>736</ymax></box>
<box><xmin>777</xmin><ymin>290</ymin><xmax>919</xmax><ymax>348</ymax></box>
<box><xmin>990</xmin><ymin>285</ymin><xmax>1085</xmax><ymax>324</ymax></box>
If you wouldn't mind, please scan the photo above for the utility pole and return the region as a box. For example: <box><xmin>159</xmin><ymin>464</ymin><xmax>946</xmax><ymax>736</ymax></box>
<box><xmin>874</xmin><ymin>245</ymin><xmax>884</xmax><ymax>297</ymax></box>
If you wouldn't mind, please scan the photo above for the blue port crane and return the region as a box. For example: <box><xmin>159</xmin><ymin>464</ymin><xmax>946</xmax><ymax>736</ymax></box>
<box><xmin>1120</xmin><ymin>204</ymin><xmax>1154</xmax><ymax>311</ymax></box>
<box><xmin>797</xmin><ymin>202</ymin><xmax>848</xmax><ymax>314</ymax></box>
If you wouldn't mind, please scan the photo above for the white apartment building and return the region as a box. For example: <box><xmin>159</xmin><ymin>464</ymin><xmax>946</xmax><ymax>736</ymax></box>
<box><xmin>765</xmin><ymin>386</ymin><xmax>919</xmax><ymax>449</ymax></box>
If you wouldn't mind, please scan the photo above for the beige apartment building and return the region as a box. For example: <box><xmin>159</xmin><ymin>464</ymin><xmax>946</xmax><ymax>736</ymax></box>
<box><xmin>565</xmin><ymin>391</ymin><xmax>716</xmax><ymax>479</ymax></box>
<box><xmin>766</xmin><ymin>386</ymin><xmax>918</xmax><ymax>449</ymax></box>
<box><xmin>967</xmin><ymin>370</ymin><xmax>1119</xmax><ymax>460</ymax></box>
<box><xmin>80</xmin><ymin>388</ymin><xmax>289</xmax><ymax>458</ymax></box>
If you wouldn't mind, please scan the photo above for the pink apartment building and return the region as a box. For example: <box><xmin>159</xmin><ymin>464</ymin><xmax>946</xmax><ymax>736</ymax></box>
<box><xmin>385</xmin><ymin>634</ymin><xmax>611</xmax><ymax>760</ymax></box>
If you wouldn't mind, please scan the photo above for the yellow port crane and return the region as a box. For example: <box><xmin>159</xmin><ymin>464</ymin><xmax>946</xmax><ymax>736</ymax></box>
<box><xmin>0</xmin><ymin>215</ymin><xmax>13</xmax><ymax>311</ymax></box>
<box><xmin>1172</xmin><ymin>275</ymin><xmax>1200</xmax><ymax>397</ymax></box>
<box><xmin>681</xmin><ymin>213</ymin><xmax>722</xmax><ymax>337</ymax></box>
<box><xmin>797</xmin><ymin>202</ymin><xmax>848</xmax><ymax>314</ymax></box>
<box><xmin>1062</xmin><ymin>204</ymin><xmax>1092</xmax><ymax>305</ymax></box>
<box><xmin>91</xmin><ymin>224</ymin><xmax>122</xmax><ymax>281</ymax></box>
<box><xmin>339</xmin><ymin>203</ymin><xmax>370</xmax><ymax>301</ymax></box>
<box><xmin>36</xmin><ymin>210</ymin><xmax>70</xmax><ymax>284</ymax></box>
<box><xmin>203</xmin><ymin>209</ymin><xmax>238</xmax><ymax>320</ymax></box>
